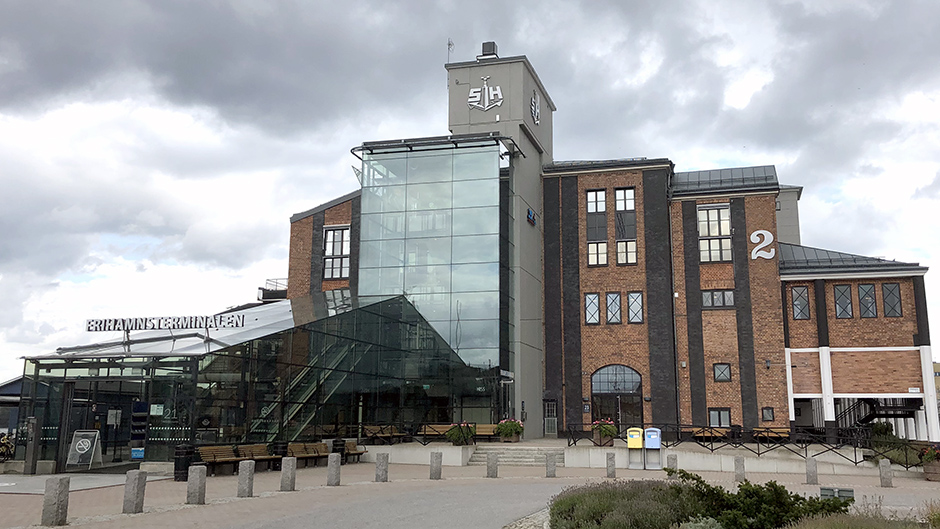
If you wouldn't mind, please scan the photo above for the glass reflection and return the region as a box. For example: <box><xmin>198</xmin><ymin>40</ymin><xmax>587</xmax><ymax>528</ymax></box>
<box><xmin>453</xmin><ymin>207</ymin><xmax>499</xmax><ymax>236</ymax></box>
<box><xmin>451</xmin><ymin>235</ymin><xmax>499</xmax><ymax>263</ymax></box>
<box><xmin>453</xmin><ymin>179</ymin><xmax>498</xmax><ymax>208</ymax></box>
<box><xmin>452</xmin><ymin>263</ymin><xmax>499</xmax><ymax>292</ymax></box>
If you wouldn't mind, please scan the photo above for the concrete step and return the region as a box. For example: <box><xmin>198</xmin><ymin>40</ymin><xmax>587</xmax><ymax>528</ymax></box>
<box><xmin>467</xmin><ymin>445</ymin><xmax>565</xmax><ymax>466</ymax></box>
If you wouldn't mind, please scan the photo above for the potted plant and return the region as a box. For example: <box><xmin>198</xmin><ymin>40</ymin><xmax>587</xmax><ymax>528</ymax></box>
<box><xmin>921</xmin><ymin>444</ymin><xmax>940</xmax><ymax>481</ymax></box>
<box><xmin>591</xmin><ymin>419</ymin><xmax>617</xmax><ymax>446</ymax></box>
<box><xmin>445</xmin><ymin>422</ymin><xmax>476</xmax><ymax>446</ymax></box>
<box><xmin>494</xmin><ymin>419</ymin><xmax>524</xmax><ymax>442</ymax></box>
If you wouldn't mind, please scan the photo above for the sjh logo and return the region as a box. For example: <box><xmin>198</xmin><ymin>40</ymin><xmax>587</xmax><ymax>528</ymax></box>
<box><xmin>468</xmin><ymin>76</ymin><xmax>503</xmax><ymax>111</ymax></box>
<box><xmin>530</xmin><ymin>90</ymin><xmax>541</xmax><ymax>125</ymax></box>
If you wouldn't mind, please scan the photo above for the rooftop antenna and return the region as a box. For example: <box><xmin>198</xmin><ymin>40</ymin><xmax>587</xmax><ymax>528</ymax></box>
<box><xmin>447</xmin><ymin>38</ymin><xmax>454</xmax><ymax>64</ymax></box>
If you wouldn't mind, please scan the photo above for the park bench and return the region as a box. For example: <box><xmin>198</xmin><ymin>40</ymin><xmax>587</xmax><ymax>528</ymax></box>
<box><xmin>237</xmin><ymin>443</ymin><xmax>282</xmax><ymax>471</ymax></box>
<box><xmin>416</xmin><ymin>424</ymin><xmax>454</xmax><ymax>445</ymax></box>
<box><xmin>344</xmin><ymin>441</ymin><xmax>367</xmax><ymax>463</ymax></box>
<box><xmin>474</xmin><ymin>424</ymin><xmax>500</xmax><ymax>442</ymax></box>
<box><xmin>194</xmin><ymin>445</ymin><xmax>247</xmax><ymax>476</ymax></box>
<box><xmin>287</xmin><ymin>442</ymin><xmax>330</xmax><ymax>468</ymax></box>
<box><xmin>362</xmin><ymin>425</ymin><xmax>407</xmax><ymax>445</ymax></box>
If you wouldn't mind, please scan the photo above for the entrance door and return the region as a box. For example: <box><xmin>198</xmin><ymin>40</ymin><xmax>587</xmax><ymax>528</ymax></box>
<box><xmin>591</xmin><ymin>365</ymin><xmax>642</xmax><ymax>430</ymax></box>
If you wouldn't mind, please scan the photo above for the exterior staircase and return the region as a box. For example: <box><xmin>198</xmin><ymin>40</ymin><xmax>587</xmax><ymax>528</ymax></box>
<box><xmin>468</xmin><ymin>444</ymin><xmax>565</xmax><ymax>467</ymax></box>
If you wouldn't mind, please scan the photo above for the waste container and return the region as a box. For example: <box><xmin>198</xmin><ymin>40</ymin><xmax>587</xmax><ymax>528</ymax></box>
<box><xmin>644</xmin><ymin>428</ymin><xmax>662</xmax><ymax>470</ymax></box>
<box><xmin>174</xmin><ymin>444</ymin><xmax>194</xmax><ymax>482</ymax></box>
<box><xmin>626</xmin><ymin>427</ymin><xmax>644</xmax><ymax>469</ymax></box>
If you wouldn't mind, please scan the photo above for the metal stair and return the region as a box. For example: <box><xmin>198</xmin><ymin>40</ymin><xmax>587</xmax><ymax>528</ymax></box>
<box><xmin>467</xmin><ymin>444</ymin><xmax>565</xmax><ymax>467</ymax></box>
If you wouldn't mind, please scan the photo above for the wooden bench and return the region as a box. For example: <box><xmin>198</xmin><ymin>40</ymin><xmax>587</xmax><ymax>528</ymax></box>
<box><xmin>474</xmin><ymin>424</ymin><xmax>500</xmax><ymax>442</ymax></box>
<box><xmin>416</xmin><ymin>424</ymin><xmax>454</xmax><ymax>444</ymax></box>
<box><xmin>287</xmin><ymin>442</ymin><xmax>330</xmax><ymax>468</ymax></box>
<box><xmin>363</xmin><ymin>425</ymin><xmax>407</xmax><ymax>445</ymax></box>
<box><xmin>753</xmin><ymin>427</ymin><xmax>790</xmax><ymax>443</ymax></box>
<box><xmin>237</xmin><ymin>444</ymin><xmax>282</xmax><ymax>471</ymax></box>
<box><xmin>344</xmin><ymin>441</ymin><xmax>367</xmax><ymax>463</ymax></box>
<box><xmin>195</xmin><ymin>445</ymin><xmax>247</xmax><ymax>476</ymax></box>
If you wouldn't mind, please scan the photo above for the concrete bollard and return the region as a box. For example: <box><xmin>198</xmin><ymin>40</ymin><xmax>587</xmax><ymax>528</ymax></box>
<box><xmin>487</xmin><ymin>452</ymin><xmax>498</xmax><ymax>478</ymax></box>
<box><xmin>187</xmin><ymin>465</ymin><xmax>207</xmax><ymax>504</ymax></box>
<box><xmin>280</xmin><ymin>457</ymin><xmax>297</xmax><ymax>492</ymax></box>
<box><xmin>734</xmin><ymin>456</ymin><xmax>746</xmax><ymax>483</ymax></box>
<box><xmin>237</xmin><ymin>460</ymin><xmax>255</xmax><ymax>498</ymax></box>
<box><xmin>41</xmin><ymin>476</ymin><xmax>70</xmax><ymax>526</ymax></box>
<box><xmin>606</xmin><ymin>452</ymin><xmax>616</xmax><ymax>478</ymax></box>
<box><xmin>805</xmin><ymin>456</ymin><xmax>818</xmax><ymax>485</ymax></box>
<box><xmin>430</xmin><ymin>452</ymin><xmax>442</xmax><ymax>480</ymax></box>
<box><xmin>879</xmin><ymin>459</ymin><xmax>893</xmax><ymax>488</ymax></box>
<box><xmin>122</xmin><ymin>470</ymin><xmax>147</xmax><ymax>514</ymax></box>
<box><xmin>375</xmin><ymin>453</ymin><xmax>389</xmax><ymax>483</ymax></box>
<box><xmin>327</xmin><ymin>453</ymin><xmax>341</xmax><ymax>486</ymax></box>
<box><xmin>666</xmin><ymin>454</ymin><xmax>678</xmax><ymax>475</ymax></box>
<box><xmin>546</xmin><ymin>454</ymin><xmax>556</xmax><ymax>478</ymax></box>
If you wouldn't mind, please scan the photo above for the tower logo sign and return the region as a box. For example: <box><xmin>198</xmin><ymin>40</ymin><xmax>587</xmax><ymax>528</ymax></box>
<box><xmin>467</xmin><ymin>76</ymin><xmax>503</xmax><ymax>111</ymax></box>
<box><xmin>530</xmin><ymin>90</ymin><xmax>541</xmax><ymax>125</ymax></box>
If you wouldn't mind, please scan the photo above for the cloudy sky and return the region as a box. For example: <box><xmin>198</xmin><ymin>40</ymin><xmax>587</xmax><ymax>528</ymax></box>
<box><xmin>2</xmin><ymin>0</ymin><xmax>939</xmax><ymax>382</ymax></box>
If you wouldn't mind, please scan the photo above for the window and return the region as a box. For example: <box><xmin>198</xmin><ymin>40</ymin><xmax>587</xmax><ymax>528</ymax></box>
<box><xmin>792</xmin><ymin>286</ymin><xmax>810</xmax><ymax>320</ymax></box>
<box><xmin>834</xmin><ymin>284</ymin><xmax>853</xmax><ymax>319</ymax></box>
<box><xmin>859</xmin><ymin>284</ymin><xmax>877</xmax><ymax>318</ymax></box>
<box><xmin>702</xmin><ymin>290</ymin><xmax>734</xmax><ymax>308</ymax></box>
<box><xmin>883</xmin><ymin>283</ymin><xmax>902</xmax><ymax>317</ymax></box>
<box><xmin>323</xmin><ymin>227</ymin><xmax>351</xmax><ymax>279</ymax></box>
<box><xmin>587</xmin><ymin>242</ymin><xmax>608</xmax><ymax>266</ymax></box>
<box><xmin>586</xmin><ymin>190</ymin><xmax>606</xmax><ymax>213</ymax></box>
<box><xmin>616</xmin><ymin>241</ymin><xmax>637</xmax><ymax>265</ymax></box>
<box><xmin>708</xmin><ymin>408</ymin><xmax>731</xmax><ymax>427</ymax></box>
<box><xmin>627</xmin><ymin>292</ymin><xmax>643</xmax><ymax>323</ymax></box>
<box><xmin>713</xmin><ymin>363</ymin><xmax>732</xmax><ymax>382</ymax></box>
<box><xmin>585</xmin><ymin>293</ymin><xmax>600</xmax><ymax>324</ymax></box>
<box><xmin>614</xmin><ymin>188</ymin><xmax>638</xmax><ymax>265</ymax></box>
<box><xmin>698</xmin><ymin>205</ymin><xmax>732</xmax><ymax>262</ymax></box>
<box><xmin>762</xmin><ymin>407</ymin><xmax>775</xmax><ymax>422</ymax></box>
<box><xmin>606</xmin><ymin>293</ymin><xmax>621</xmax><ymax>324</ymax></box>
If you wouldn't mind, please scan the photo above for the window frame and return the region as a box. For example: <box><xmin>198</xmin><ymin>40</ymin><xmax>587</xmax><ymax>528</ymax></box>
<box><xmin>702</xmin><ymin>290</ymin><xmax>734</xmax><ymax>309</ymax></box>
<box><xmin>697</xmin><ymin>205</ymin><xmax>732</xmax><ymax>263</ymax></box>
<box><xmin>587</xmin><ymin>242</ymin><xmax>608</xmax><ymax>267</ymax></box>
<box><xmin>585</xmin><ymin>293</ymin><xmax>600</xmax><ymax>325</ymax></box>
<box><xmin>883</xmin><ymin>283</ymin><xmax>902</xmax><ymax>318</ymax></box>
<box><xmin>834</xmin><ymin>284</ymin><xmax>853</xmax><ymax>319</ymax></box>
<box><xmin>713</xmin><ymin>363</ymin><xmax>732</xmax><ymax>382</ymax></box>
<box><xmin>859</xmin><ymin>283</ymin><xmax>877</xmax><ymax>318</ymax></box>
<box><xmin>606</xmin><ymin>292</ymin><xmax>622</xmax><ymax>324</ymax></box>
<box><xmin>323</xmin><ymin>226</ymin><xmax>351</xmax><ymax>280</ymax></box>
<box><xmin>708</xmin><ymin>407</ymin><xmax>732</xmax><ymax>428</ymax></box>
<box><xmin>761</xmin><ymin>407</ymin><xmax>775</xmax><ymax>422</ymax></box>
<box><xmin>586</xmin><ymin>189</ymin><xmax>606</xmax><ymax>214</ymax></box>
<box><xmin>791</xmin><ymin>286</ymin><xmax>810</xmax><ymax>320</ymax></box>
<box><xmin>616</xmin><ymin>240</ymin><xmax>637</xmax><ymax>266</ymax></box>
<box><xmin>627</xmin><ymin>292</ymin><xmax>644</xmax><ymax>324</ymax></box>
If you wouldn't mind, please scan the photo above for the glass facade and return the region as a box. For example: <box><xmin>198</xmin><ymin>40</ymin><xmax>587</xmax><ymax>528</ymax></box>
<box><xmin>358</xmin><ymin>144</ymin><xmax>502</xmax><ymax>370</ymax></box>
<box><xmin>17</xmin><ymin>296</ymin><xmax>499</xmax><ymax>462</ymax></box>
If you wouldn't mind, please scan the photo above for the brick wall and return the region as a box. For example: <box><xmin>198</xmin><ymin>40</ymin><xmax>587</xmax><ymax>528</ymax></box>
<box><xmin>825</xmin><ymin>278</ymin><xmax>918</xmax><ymax>348</ymax></box>
<box><xmin>287</xmin><ymin>216</ymin><xmax>313</xmax><ymax>299</ymax></box>
<box><xmin>831</xmin><ymin>350</ymin><xmax>923</xmax><ymax>393</ymax></box>
<box><xmin>323</xmin><ymin>201</ymin><xmax>352</xmax><ymax>227</ymax></box>
<box><xmin>790</xmin><ymin>351</ymin><xmax>822</xmax><ymax>393</ymax></box>
<box><xmin>702</xmin><ymin>310</ymin><xmax>741</xmax><ymax>418</ymax></box>
<box><xmin>576</xmin><ymin>170</ymin><xmax>653</xmax><ymax>425</ymax></box>
<box><xmin>670</xmin><ymin>201</ymin><xmax>692</xmax><ymax>423</ymax></box>
<box><xmin>783</xmin><ymin>280</ymin><xmax>818</xmax><ymax>348</ymax></box>
<box><xmin>744</xmin><ymin>194</ymin><xmax>788</xmax><ymax>427</ymax></box>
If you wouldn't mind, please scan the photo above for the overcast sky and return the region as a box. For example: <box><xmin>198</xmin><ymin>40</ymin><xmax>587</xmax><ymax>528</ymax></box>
<box><xmin>2</xmin><ymin>0</ymin><xmax>939</xmax><ymax>382</ymax></box>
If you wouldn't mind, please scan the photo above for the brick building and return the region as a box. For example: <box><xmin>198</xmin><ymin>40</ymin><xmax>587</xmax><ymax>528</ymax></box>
<box><xmin>286</xmin><ymin>43</ymin><xmax>939</xmax><ymax>441</ymax></box>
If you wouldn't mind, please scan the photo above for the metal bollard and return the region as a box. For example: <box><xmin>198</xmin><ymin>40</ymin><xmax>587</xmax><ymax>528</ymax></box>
<box><xmin>41</xmin><ymin>476</ymin><xmax>70</xmax><ymax>526</ymax></box>
<box><xmin>280</xmin><ymin>457</ymin><xmax>297</xmax><ymax>492</ymax></box>
<box><xmin>187</xmin><ymin>465</ymin><xmax>207</xmax><ymax>504</ymax></box>
<box><xmin>122</xmin><ymin>470</ymin><xmax>147</xmax><ymax>514</ymax></box>
<box><xmin>237</xmin><ymin>460</ymin><xmax>255</xmax><ymax>497</ymax></box>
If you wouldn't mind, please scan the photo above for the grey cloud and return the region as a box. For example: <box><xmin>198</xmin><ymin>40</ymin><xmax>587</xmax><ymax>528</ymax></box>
<box><xmin>917</xmin><ymin>171</ymin><xmax>940</xmax><ymax>199</ymax></box>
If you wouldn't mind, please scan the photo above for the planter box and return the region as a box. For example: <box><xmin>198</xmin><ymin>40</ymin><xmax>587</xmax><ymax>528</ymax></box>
<box><xmin>924</xmin><ymin>461</ymin><xmax>940</xmax><ymax>481</ymax></box>
<box><xmin>593</xmin><ymin>431</ymin><xmax>614</xmax><ymax>447</ymax></box>
<box><xmin>500</xmin><ymin>434</ymin><xmax>520</xmax><ymax>443</ymax></box>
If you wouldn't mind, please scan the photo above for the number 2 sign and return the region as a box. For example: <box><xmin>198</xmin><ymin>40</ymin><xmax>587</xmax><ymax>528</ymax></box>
<box><xmin>750</xmin><ymin>230</ymin><xmax>775</xmax><ymax>260</ymax></box>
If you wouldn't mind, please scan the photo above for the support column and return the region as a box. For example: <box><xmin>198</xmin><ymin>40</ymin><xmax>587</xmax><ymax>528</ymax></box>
<box><xmin>785</xmin><ymin>348</ymin><xmax>795</xmax><ymax>422</ymax></box>
<box><xmin>818</xmin><ymin>346</ymin><xmax>836</xmax><ymax>441</ymax></box>
<box><xmin>916</xmin><ymin>411</ymin><xmax>928</xmax><ymax>442</ymax></box>
<box><xmin>920</xmin><ymin>345</ymin><xmax>940</xmax><ymax>441</ymax></box>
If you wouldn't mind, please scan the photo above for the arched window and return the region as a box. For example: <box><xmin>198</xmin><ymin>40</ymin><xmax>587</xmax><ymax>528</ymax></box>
<box><xmin>590</xmin><ymin>365</ymin><xmax>643</xmax><ymax>427</ymax></box>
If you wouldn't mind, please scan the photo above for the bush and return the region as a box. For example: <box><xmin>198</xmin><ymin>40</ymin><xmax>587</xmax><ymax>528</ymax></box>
<box><xmin>444</xmin><ymin>423</ymin><xmax>475</xmax><ymax>445</ymax></box>
<box><xmin>784</xmin><ymin>514</ymin><xmax>920</xmax><ymax>529</ymax></box>
<box><xmin>678</xmin><ymin>516</ymin><xmax>725</xmax><ymax>529</ymax></box>
<box><xmin>494</xmin><ymin>419</ymin><xmax>524</xmax><ymax>437</ymax></box>
<box><xmin>550</xmin><ymin>480</ymin><xmax>705</xmax><ymax>529</ymax></box>
<box><xmin>871</xmin><ymin>422</ymin><xmax>894</xmax><ymax>438</ymax></box>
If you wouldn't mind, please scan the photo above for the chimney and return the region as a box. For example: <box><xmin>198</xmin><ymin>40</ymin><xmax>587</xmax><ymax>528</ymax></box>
<box><xmin>477</xmin><ymin>41</ymin><xmax>499</xmax><ymax>61</ymax></box>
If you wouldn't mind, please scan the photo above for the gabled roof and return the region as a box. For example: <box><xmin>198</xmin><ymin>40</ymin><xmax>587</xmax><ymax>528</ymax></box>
<box><xmin>290</xmin><ymin>189</ymin><xmax>361</xmax><ymax>224</ymax></box>
<box><xmin>672</xmin><ymin>165</ymin><xmax>779</xmax><ymax>197</ymax></box>
<box><xmin>778</xmin><ymin>243</ymin><xmax>928</xmax><ymax>277</ymax></box>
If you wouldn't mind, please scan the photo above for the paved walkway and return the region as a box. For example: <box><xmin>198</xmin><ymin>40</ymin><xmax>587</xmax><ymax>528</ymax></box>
<box><xmin>1</xmin><ymin>452</ymin><xmax>937</xmax><ymax>528</ymax></box>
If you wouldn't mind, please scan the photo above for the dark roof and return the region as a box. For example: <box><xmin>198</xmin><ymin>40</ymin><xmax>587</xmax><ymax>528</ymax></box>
<box><xmin>778</xmin><ymin>243</ymin><xmax>927</xmax><ymax>276</ymax></box>
<box><xmin>290</xmin><ymin>189</ymin><xmax>361</xmax><ymax>224</ymax></box>
<box><xmin>543</xmin><ymin>158</ymin><xmax>673</xmax><ymax>174</ymax></box>
<box><xmin>672</xmin><ymin>165</ymin><xmax>778</xmax><ymax>196</ymax></box>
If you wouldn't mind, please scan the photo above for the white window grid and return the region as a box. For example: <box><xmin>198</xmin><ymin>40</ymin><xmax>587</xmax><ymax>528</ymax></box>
<box><xmin>586</xmin><ymin>190</ymin><xmax>606</xmax><ymax>214</ymax></box>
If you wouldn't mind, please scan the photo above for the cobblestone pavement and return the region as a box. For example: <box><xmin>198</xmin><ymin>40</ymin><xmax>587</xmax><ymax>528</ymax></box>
<box><xmin>1</xmin><ymin>458</ymin><xmax>937</xmax><ymax>528</ymax></box>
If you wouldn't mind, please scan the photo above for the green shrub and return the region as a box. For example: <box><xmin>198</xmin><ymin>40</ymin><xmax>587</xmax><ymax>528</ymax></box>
<box><xmin>784</xmin><ymin>513</ymin><xmax>920</xmax><ymax>529</ymax></box>
<box><xmin>678</xmin><ymin>516</ymin><xmax>725</xmax><ymax>529</ymax></box>
<box><xmin>550</xmin><ymin>480</ymin><xmax>705</xmax><ymax>529</ymax></box>
<box><xmin>871</xmin><ymin>422</ymin><xmax>894</xmax><ymax>438</ymax></box>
